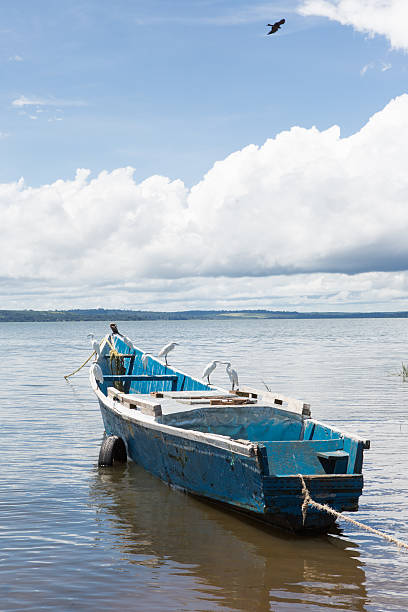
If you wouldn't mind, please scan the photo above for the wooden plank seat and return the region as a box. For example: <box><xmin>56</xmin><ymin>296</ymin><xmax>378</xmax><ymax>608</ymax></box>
<box><xmin>170</xmin><ymin>397</ymin><xmax>256</xmax><ymax>406</ymax></box>
<box><xmin>209</xmin><ymin>398</ymin><xmax>256</xmax><ymax>406</ymax></box>
<box><xmin>229</xmin><ymin>390</ymin><xmax>258</xmax><ymax>399</ymax></box>
<box><xmin>108</xmin><ymin>387</ymin><xmax>162</xmax><ymax>417</ymax></box>
<box><xmin>154</xmin><ymin>391</ymin><xmax>228</xmax><ymax>399</ymax></box>
<box><xmin>150</xmin><ymin>390</ymin><xmax>257</xmax><ymax>406</ymax></box>
<box><xmin>240</xmin><ymin>386</ymin><xmax>311</xmax><ymax>417</ymax></box>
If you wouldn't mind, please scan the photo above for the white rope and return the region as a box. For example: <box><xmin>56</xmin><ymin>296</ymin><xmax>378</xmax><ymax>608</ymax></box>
<box><xmin>298</xmin><ymin>474</ymin><xmax>408</xmax><ymax>551</ymax></box>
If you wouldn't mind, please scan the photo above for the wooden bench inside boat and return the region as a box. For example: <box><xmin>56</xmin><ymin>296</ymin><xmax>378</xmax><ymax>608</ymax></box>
<box><xmin>107</xmin><ymin>388</ymin><xmax>259</xmax><ymax>418</ymax></box>
<box><xmin>240</xmin><ymin>386</ymin><xmax>311</xmax><ymax>417</ymax></box>
<box><xmin>108</xmin><ymin>387</ymin><xmax>163</xmax><ymax>417</ymax></box>
<box><xmin>150</xmin><ymin>390</ymin><xmax>257</xmax><ymax>406</ymax></box>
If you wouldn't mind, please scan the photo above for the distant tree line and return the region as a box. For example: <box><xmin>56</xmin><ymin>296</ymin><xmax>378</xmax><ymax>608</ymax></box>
<box><xmin>1</xmin><ymin>308</ymin><xmax>408</xmax><ymax>322</ymax></box>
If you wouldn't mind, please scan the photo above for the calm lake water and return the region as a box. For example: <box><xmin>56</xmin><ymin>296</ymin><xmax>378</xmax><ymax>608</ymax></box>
<box><xmin>1</xmin><ymin>318</ymin><xmax>408</xmax><ymax>611</ymax></box>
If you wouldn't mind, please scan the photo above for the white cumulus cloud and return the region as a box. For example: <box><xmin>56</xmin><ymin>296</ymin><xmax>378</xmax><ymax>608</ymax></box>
<box><xmin>298</xmin><ymin>0</ymin><xmax>408</xmax><ymax>51</ymax></box>
<box><xmin>1</xmin><ymin>94</ymin><xmax>408</xmax><ymax>309</ymax></box>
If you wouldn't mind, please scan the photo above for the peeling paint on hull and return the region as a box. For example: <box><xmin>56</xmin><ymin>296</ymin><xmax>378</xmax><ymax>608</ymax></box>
<box><xmin>98</xmin><ymin>401</ymin><xmax>363</xmax><ymax>533</ymax></box>
<box><xmin>100</xmin><ymin>402</ymin><xmax>265</xmax><ymax>514</ymax></box>
<box><xmin>90</xmin><ymin>334</ymin><xmax>368</xmax><ymax>534</ymax></box>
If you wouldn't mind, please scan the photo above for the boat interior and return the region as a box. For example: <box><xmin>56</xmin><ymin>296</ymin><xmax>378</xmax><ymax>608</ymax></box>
<box><xmin>98</xmin><ymin>337</ymin><xmax>367</xmax><ymax>476</ymax></box>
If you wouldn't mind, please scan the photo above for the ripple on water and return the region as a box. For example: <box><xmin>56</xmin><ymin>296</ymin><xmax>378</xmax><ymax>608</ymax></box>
<box><xmin>1</xmin><ymin>319</ymin><xmax>408</xmax><ymax>611</ymax></box>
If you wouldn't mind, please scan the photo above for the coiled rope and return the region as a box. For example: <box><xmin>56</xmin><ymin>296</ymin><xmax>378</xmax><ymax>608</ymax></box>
<box><xmin>299</xmin><ymin>474</ymin><xmax>408</xmax><ymax>551</ymax></box>
<box><xmin>104</xmin><ymin>335</ymin><xmax>126</xmax><ymax>391</ymax></box>
<box><xmin>104</xmin><ymin>335</ymin><xmax>118</xmax><ymax>355</ymax></box>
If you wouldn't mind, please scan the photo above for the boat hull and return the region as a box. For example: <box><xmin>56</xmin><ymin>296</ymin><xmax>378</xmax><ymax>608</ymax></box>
<box><xmin>262</xmin><ymin>474</ymin><xmax>363</xmax><ymax>533</ymax></box>
<box><xmin>99</xmin><ymin>400</ymin><xmax>265</xmax><ymax>513</ymax></box>
<box><xmin>98</xmin><ymin>400</ymin><xmax>363</xmax><ymax>533</ymax></box>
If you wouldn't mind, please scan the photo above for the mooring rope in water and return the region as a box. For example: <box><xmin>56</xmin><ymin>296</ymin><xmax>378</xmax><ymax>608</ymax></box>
<box><xmin>64</xmin><ymin>334</ymin><xmax>114</xmax><ymax>380</ymax></box>
<box><xmin>64</xmin><ymin>350</ymin><xmax>96</xmax><ymax>380</ymax></box>
<box><xmin>64</xmin><ymin>334</ymin><xmax>125</xmax><ymax>381</ymax></box>
<box><xmin>299</xmin><ymin>474</ymin><xmax>408</xmax><ymax>551</ymax></box>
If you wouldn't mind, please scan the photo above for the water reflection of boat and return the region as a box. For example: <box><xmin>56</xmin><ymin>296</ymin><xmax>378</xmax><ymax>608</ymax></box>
<box><xmin>90</xmin><ymin>463</ymin><xmax>368</xmax><ymax>612</ymax></box>
<box><xmin>90</xmin><ymin>331</ymin><xmax>370</xmax><ymax>533</ymax></box>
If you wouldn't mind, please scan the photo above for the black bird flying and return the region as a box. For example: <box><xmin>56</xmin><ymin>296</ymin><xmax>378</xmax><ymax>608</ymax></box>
<box><xmin>267</xmin><ymin>19</ymin><xmax>285</xmax><ymax>34</ymax></box>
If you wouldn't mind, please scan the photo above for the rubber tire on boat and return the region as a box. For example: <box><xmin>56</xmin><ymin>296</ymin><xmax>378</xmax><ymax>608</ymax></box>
<box><xmin>98</xmin><ymin>435</ymin><xmax>127</xmax><ymax>467</ymax></box>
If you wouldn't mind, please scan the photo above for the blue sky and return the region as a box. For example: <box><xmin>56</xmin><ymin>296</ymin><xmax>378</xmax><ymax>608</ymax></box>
<box><xmin>2</xmin><ymin>0</ymin><xmax>405</xmax><ymax>186</ymax></box>
<box><xmin>1</xmin><ymin>0</ymin><xmax>408</xmax><ymax>311</ymax></box>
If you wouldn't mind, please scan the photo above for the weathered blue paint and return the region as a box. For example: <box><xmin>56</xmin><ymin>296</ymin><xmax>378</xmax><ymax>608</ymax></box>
<box><xmin>161</xmin><ymin>405</ymin><xmax>305</xmax><ymax>441</ymax></box>
<box><xmin>99</xmin><ymin>402</ymin><xmax>265</xmax><ymax>513</ymax></box>
<box><xmin>262</xmin><ymin>474</ymin><xmax>364</xmax><ymax>531</ymax></box>
<box><xmin>303</xmin><ymin>420</ymin><xmax>343</xmax><ymax>441</ymax></box>
<box><xmin>100</xmin><ymin>336</ymin><xmax>211</xmax><ymax>395</ymax></box>
<box><xmin>103</xmin><ymin>374</ymin><xmax>178</xmax><ymax>391</ymax></box>
<box><xmin>91</xmin><ymin>333</ymin><xmax>370</xmax><ymax>533</ymax></box>
<box><xmin>261</xmin><ymin>439</ymin><xmax>344</xmax><ymax>475</ymax></box>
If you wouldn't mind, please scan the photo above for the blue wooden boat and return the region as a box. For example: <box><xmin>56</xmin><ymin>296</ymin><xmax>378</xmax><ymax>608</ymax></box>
<box><xmin>89</xmin><ymin>330</ymin><xmax>370</xmax><ymax>533</ymax></box>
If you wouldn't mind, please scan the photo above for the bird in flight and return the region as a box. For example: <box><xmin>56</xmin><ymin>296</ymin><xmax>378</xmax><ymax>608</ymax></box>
<box><xmin>267</xmin><ymin>19</ymin><xmax>285</xmax><ymax>34</ymax></box>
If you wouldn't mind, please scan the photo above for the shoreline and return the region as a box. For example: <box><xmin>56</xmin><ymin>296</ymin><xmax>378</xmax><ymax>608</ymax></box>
<box><xmin>2</xmin><ymin>308</ymin><xmax>408</xmax><ymax>322</ymax></box>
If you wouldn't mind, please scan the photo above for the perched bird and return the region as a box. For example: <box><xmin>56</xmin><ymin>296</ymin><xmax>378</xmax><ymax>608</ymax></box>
<box><xmin>87</xmin><ymin>333</ymin><xmax>101</xmax><ymax>358</ymax></box>
<box><xmin>91</xmin><ymin>362</ymin><xmax>104</xmax><ymax>383</ymax></box>
<box><xmin>110</xmin><ymin>323</ymin><xmax>120</xmax><ymax>335</ymax></box>
<box><xmin>267</xmin><ymin>19</ymin><xmax>285</xmax><ymax>34</ymax></box>
<box><xmin>141</xmin><ymin>352</ymin><xmax>153</xmax><ymax>370</ymax></box>
<box><xmin>158</xmin><ymin>342</ymin><xmax>179</xmax><ymax>365</ymax></box>
<box><xmin>223</xmin><ymin>362</ymin><xmax>239</xmax><ymax>391</ymax></box>
<box><xmin>109</xmin><ymin>322</ymin><xmax>134</xmax><ymax>350</ymax></box>
<box><xmin>202</xmin><ymin>360</ymin><xmax>221</xmax><ymax>384</ymax></box>
<box><xmin>89</xmin><ymin>362</ymin><xmax>104</xmax><ymax>391</ymax></box>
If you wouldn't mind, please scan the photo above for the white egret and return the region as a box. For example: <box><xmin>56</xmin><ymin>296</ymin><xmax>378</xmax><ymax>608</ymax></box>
<box><xmin>87</xmin><ymin>333</ymin><xmax>101</xmax><ymax>358</ymax></box>
<box><xmin>202</xmin><ymin>360</ymin><xmax>221</xmax><ymax>384</ymax></box>
<box><xmin>141</xmin><ymin>352</ymin><xmax>153</xmax><ymax>370</ymax></box>
<box><xmin>158</xmin><ymin>342</ymin><xmax>179</xmax><ymax>365</ymax></box>
<box><xmin>223</xmin><ymin>362</ymin><xmax>239</xmax><ymax>391</ymax></box>
<box><xmin>91</xmin><ymin>363</ymin><xmax>104</xmax><ymax>383</ymax></box>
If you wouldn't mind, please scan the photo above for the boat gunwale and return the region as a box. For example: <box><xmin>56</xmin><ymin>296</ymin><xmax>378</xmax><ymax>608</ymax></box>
<box><xmin>304</xmin><ymin>416</ymin><xmax>370</xmax><ymax>448</ymax></box>
<box><xmin>94</xmin><ymin>383</ymin><xmax>259</xmax><ymax>457</ymax></box>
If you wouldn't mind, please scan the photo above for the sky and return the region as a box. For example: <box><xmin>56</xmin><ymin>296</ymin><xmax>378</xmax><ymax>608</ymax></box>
<box><xmin>1</xmin><ymin>0</ymin><xmax>408</xmax><ymax>312</ymax></box>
